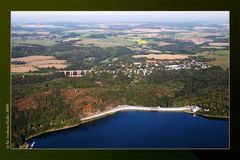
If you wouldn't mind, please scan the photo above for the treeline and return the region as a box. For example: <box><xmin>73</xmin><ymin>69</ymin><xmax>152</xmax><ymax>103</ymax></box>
<box><xmin>150</xmin><ymin>41</ymin><xmax>208</xmax><ymax>54</ymax></box>
<box><xmin>204</xmin><ymin>36</ymin><xmax>229</xmax><ymax>43</ymax></box>
<box><xmin>143</xmin><ymin>38</ymin><xmax>182</xmax><ymax>43</ymax></box>
<box><xmin>12</xmin><ymin>72</ymin><xmax>63</xmax><ymax>85</ymax></box>
<box><xmin>142</xmin><ymin>37</ymin><xmax>217</xmax><ymax>54</ymax></box>
<box><xmin>87</xmin><ymin>34</ymin><xmax>106</xmax><ymax>38</ymax></box>
<box><xmin>12</xmin><ymin>45</ymin><xmax>49</xmax><ymax>58</ymax></box>
<box><xmin>11</xmin><ymin>60</ymin><xmax>26</xmax><ymax>65</ymax></box>
<box><xmin>61</xmin><ymin>33</ymin><xmax>80</xmax><ymax>38</ymax></box>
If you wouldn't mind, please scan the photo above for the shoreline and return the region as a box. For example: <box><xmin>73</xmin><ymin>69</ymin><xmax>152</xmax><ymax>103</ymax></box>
<box><xmin>80</xmin><ymin>105</ymin><xmax>200</xmax><ymax>122</ymax></box>
<box><xmin>22</xmin><ymin>105</ymin><xmax>228</xmax><ymax>149</ymax></box>
<box><xmin>195</xmin><ymin>113</ymin><xmax>229</xmax><ymax>119</ymax></box>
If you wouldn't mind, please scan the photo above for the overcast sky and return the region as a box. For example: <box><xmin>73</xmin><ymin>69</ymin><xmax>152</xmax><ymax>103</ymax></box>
<box><xmin>11</xmin><ymin>11</ymin><xmax>229</xmax><ymax>24</ymax></box>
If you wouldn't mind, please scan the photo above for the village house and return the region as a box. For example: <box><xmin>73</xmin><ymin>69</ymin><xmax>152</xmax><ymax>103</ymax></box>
<box><xmin>146</xmin><ymin>59</ymin><xmax>157</xmax><ymax>63</ymax></box>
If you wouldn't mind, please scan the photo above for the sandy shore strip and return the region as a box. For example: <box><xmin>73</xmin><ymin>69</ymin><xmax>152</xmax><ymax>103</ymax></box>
<box><xmin>81</xmin><ymin>105</ymin><xmax>200</xmax><ymax>121</ymax></box>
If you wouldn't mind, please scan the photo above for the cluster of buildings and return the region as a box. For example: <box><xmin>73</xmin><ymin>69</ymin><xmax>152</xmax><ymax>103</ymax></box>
<box><xmin>89</xmin><ymin>58</ymin><xmax>211</xmax><ymax>78</ymax></box>
<box><xmin>165</xmin><ymin>60</ymin><xmax>210</xmax><ymax>70</ymax></box>
<box><xmin>130</xmin><ymin>58</ymin><xmax>210</xmax><ymax>72</ymax></box>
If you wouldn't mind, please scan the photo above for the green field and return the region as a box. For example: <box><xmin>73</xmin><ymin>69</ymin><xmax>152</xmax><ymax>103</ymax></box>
<box><xmin>207</xmin><ymin>50</ymin><xmax>229</xmax><ymax>69</ymax></box>
<box><xmin>75</xmin><ymin>36</ymin><xmax>135</xmax><ymax>47</ymax></box>
<box><xmin>195</xmin><ymin>50</ymin><xmax>229</xmax><ymax>69</ymax></box>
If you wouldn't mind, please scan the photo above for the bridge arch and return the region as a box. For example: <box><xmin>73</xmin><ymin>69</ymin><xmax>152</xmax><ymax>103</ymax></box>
<box><xmin>66</xmin><ymin>72</ymin><xmax>70</xmax><ymax>76</ymax></box>
<box><xmin>73</xmin><ymin>71</ymin><xmax>78</xmax><ymax>75</ymax></box>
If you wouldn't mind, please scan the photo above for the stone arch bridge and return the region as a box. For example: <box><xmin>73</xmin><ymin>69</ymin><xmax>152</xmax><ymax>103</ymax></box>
<box><xmin>59</xmin><ymin>70</ymin><xmax>92</xmax><ymax>77</ymax></box>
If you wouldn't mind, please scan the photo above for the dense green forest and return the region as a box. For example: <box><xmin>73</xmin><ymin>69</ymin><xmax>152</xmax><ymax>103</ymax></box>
<box><xmin>11</xmin><ymin>66</ymin><xmax>229</xmax><ymax>148</ymax></box>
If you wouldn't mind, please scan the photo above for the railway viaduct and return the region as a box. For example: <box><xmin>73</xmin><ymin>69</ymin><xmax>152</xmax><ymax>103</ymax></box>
<box><xmin>59</xmin><ymin>70</ymin><xmax>92</xmax><ymax>77</ymax></box>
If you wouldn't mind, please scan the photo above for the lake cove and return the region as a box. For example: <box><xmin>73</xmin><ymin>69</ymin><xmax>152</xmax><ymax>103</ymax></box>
<box><xmin>27</xmin><ymin>111</ymin><xmax>229</xmax><ymax>149</ymax></box>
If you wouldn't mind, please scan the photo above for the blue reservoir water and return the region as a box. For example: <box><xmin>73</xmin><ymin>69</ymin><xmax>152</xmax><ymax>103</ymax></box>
<box><xmin>27</xmin><ymin>111</ymin><xmax>229</xmax><ymax>148</ymax></box>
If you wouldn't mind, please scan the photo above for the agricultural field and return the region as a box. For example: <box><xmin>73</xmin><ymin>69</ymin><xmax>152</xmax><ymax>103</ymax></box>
<box><xmin>74</xmin><ymin>36</ymin><xmax>135</xmax><ymax>47</ymax></box>
<box><xmin>192</xmin><ymin>50</ymin><xmax>229</xmax><ymax>69</ymax></box>
<box><xmin>11</xmin><ymin>55</ymin><xmax>67</xmax><ymax>73</ymax></box>
<box><xmin>132</xmin><ymin>54</ymin><xmax>189</xmax><ymax>60</ymax></box>
<box><xmin>204</xmin><ymin>50</ymin><xmax>229</xmax><ymax>69</ymax></box>
<box><xmin>135</xmin><ymin>39</ymin><xmax>148</xmax><ymax>45</ymax></box>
